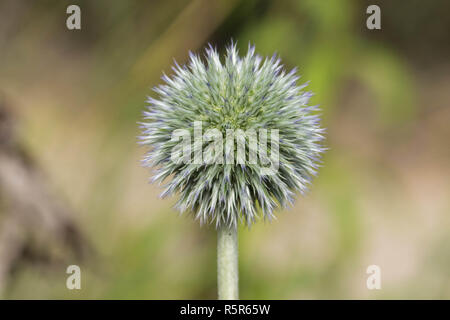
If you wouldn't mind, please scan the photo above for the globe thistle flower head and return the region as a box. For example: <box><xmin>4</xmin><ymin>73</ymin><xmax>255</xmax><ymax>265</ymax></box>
<box><xmin>139</xmin><ymin>43</ymin><xmax>325</xmax><ymax>229</ymax></box>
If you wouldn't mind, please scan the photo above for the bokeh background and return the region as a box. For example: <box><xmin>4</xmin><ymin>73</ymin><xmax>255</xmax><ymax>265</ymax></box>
<box><xmin>0</xmin><ymin>0</ymin><xmax>449</xmax><ymax>299</ymax></box>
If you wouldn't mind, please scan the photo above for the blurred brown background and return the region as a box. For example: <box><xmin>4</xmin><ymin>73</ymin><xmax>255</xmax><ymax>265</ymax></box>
<box><xmin>0</xmin><ymin>0</ymin><xmax>449</xmax><ymax>299</ymax></box>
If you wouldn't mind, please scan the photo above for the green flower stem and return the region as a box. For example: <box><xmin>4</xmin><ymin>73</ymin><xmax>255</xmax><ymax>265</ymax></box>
<box><xmin>217</xmin><ymin>225</ymin><xmax>239</xmax><ymax>300</ymax></box>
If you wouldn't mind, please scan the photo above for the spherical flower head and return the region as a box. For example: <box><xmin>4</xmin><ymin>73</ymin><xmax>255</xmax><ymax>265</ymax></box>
<box><xmin>139</xmin><ymin>43</ymin><xmax>325</xmax><ymax>229</ymax></box>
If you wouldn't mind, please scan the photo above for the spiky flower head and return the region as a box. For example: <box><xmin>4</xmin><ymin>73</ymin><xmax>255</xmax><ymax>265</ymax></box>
<box><xmin>139</xmin><ymin>43</ymin><xmax>325</xmax><ymax>229</ymax></box>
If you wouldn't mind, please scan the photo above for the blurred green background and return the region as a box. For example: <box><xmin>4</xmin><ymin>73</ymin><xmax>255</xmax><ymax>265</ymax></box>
<box><xmin>0</xmin><ymin>0</ymin><xmax>449</xmax><ymax>299</ymax></box>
